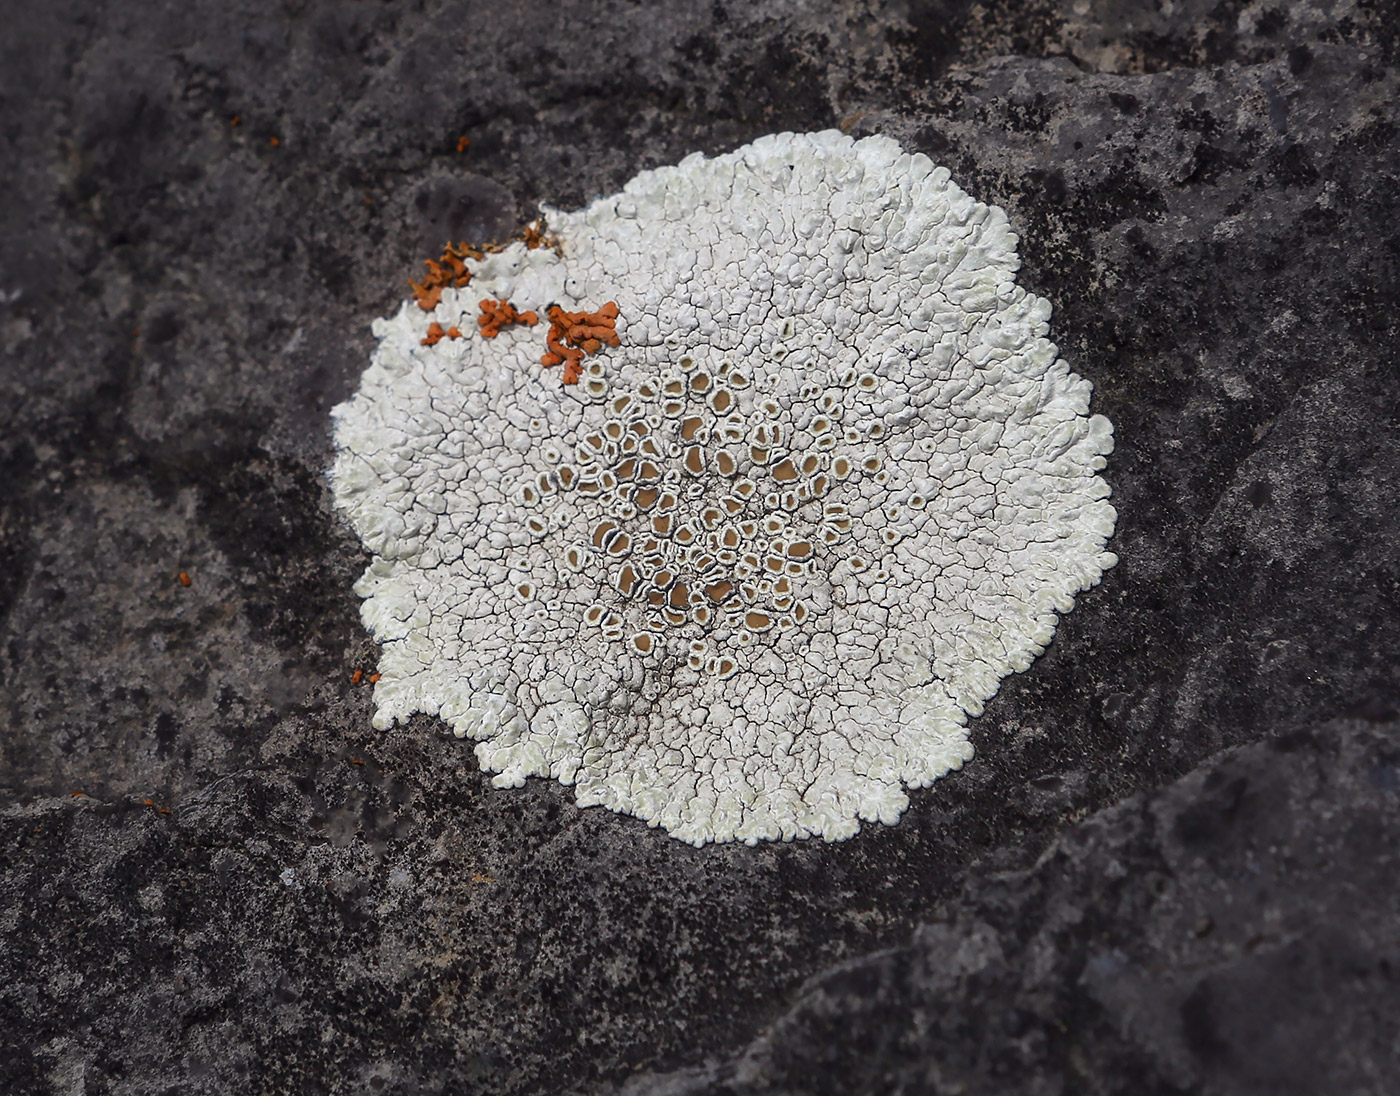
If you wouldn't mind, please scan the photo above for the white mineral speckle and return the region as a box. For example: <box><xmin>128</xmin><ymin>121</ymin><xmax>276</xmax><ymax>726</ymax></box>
<box><xmin>331</xmin><ymin>130</ymin><xmax>1118</xmax><ymax>846</ymax></box>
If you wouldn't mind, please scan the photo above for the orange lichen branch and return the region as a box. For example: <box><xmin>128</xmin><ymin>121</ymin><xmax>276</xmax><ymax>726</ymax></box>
<box><xmin>411</xmin><ymin>247</ymin><xmax>474</xmax><ymax>311</ymax></box>
<box><xmin>443</xmin><ymin>253</ymin><xmax>469</xmax><ymax>285</ymax></box>
<box><xmin>540</xmin><ymin>302</ymin><xmax>620</xmax><ymax>385</ymax></box>
<box><xmin>421</xmin><ymin>322</ymin><xmax>466</xmax><ymax>347</ymax></box>
<box><xmin>477</xmin><ymin>299</ymin><xmax>539</xmax><ymax>338</ymax></box>
<box><xmin>413</xmin><ymin>223</ymin><xmax>561</xmax><ymax>314</ymax></box>
<box><xmin>445</xmin><ymin>241</ymin><xmax>486</xmax><ymax>262</ymax></box>
<box><xmin>521</xmin><ymin>217</ymin><xmax>561</xmax><ymax>253</ymax></box>
<box><xmin>409</xmin><ymin>277</ymin><xmax>444</xmax><ymax>312</ymax></box>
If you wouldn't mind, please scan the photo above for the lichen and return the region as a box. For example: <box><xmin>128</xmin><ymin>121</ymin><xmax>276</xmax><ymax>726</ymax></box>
<box><xmin>331</xmin><ymin>130</ymin><xmax>1118</xmax><ymax>845</ymax></box>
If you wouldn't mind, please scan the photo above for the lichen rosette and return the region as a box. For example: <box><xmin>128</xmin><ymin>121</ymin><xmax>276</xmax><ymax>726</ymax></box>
<box><xmin>332</xmin><ymin>130</ymin><xmax>1117</xmax><ymax>845</ymax></box>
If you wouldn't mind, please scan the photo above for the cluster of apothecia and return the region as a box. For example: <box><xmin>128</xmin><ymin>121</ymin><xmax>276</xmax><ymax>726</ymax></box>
<box><xmin>522</xmin><ymin>344</ymin><xmax>900</xmax><ymax>674</ymax></box>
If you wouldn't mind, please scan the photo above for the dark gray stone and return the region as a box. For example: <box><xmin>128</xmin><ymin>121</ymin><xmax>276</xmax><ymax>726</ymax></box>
<box><xmin>610</xmin><ymin>720</ymin><xmax>1400</xmax><ymax>1095</ymax></box>
<box><xmin>1</xmin><ymin>1</ymin><xmax>1396</xmax><ymax>1094</ymax></box>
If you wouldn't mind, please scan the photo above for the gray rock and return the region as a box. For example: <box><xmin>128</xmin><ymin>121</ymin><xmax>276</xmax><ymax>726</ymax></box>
<box><xmin>611</xmin><ymin>720</ymin><xmax>1400</xmax><ymax>1095</ymax></box>
<box><xmin>1</xmin><ymin>1</ymin><xmax>1396</xmax><ymax>1093</ymax></box>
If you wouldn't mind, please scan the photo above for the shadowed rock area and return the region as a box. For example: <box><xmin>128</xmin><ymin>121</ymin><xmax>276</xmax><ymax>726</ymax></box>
<box><xmin>1</xmin><ymin>1</ymin><xmax>1396</xmax><ymax>1094</ymax></box>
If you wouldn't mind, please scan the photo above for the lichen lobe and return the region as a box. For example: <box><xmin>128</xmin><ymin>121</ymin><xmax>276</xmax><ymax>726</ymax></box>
<box><xmin>331</xmin><ymin>130</ymin><xmax>1118</xmax><ymax>846</ymax></box>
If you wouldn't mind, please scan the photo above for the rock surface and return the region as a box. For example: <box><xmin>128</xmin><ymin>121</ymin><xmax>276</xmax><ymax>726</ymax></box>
<box><xmin>1</xmin><ymin>1</ymin><xmax>1396</xmax><ymax>1094</ymax></box>
<box><xmin>612</xmin><ymin>720</ymin><xmax>1400</xmax><ymax>1095</ymax></box>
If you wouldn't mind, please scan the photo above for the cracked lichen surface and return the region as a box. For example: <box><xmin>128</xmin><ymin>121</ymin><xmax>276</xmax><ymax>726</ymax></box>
<box><xmin>331</xmin><ymin>131</ymin><xmax>1117</xmax><ymax>845</ymax></box>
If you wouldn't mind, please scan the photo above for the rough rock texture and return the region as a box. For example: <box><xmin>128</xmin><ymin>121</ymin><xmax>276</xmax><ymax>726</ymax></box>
<box><xmin>0</xmin><ymin>1</ymin><xmax>1396</xmax><ymax>1094</ymax></box>
<box><xmin>614</xmin><ymin>720</ymin><xmax>1400</xmax><ymax>1096</ymax></box>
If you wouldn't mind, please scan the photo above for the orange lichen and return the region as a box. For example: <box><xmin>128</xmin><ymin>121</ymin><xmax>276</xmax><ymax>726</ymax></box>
<box><xmin>369</xmin><ymin>672</ymin><xmax>381</xmax><ymax>683</ymax></box>
<box><xmin>410</xmin><ymin>221</ymin><xmax>562</xmax><ymax>318</ymax></box>
<box><xmin>178</xmin><ymin>571</ymin><xmax>192</xmax><ymax>587</ymax></box>
<box><xmin>447</xmin><ymin>242</ymin><xmax>484</xmax><ymax>261</ymax></box>
<box><xmin>351</xmin><ymin>669</ymin><xmax>363</xmax><ymax>685</ymax></box>
<box><xmin>421</xmin><ymin>321</ymin><xmax>466</xmax><ymax>346</ymax></box>
<box><xmin>410</xmin><ymin>248</ymin><xmax>474</xmax><ymax>311</ymax></box>
<box><xmin>440</xmin><ymin>253</ymin><xmax>470</xmax><ymax>285</ymax></box>
<box><xmin>521</xmin><ymin>217</ymin><xmax>561</xmax><ymax>253</ymax></box>
<box><xmin>410</xmin><ymin>280</ymin><xmax>443</xmax><ymax>312</ymax></box>
<box><xmin>410</xmin><ymin>225</ymin><xmax>568</xmax><ymax>350</ymax></box>
<box><xmin>477</xmin><ymin>299</ymin><xmax>539</xmax><ymax>338</ymax></box>
<box><xmin>456</xmin><ymin>135</ymin><xmax>470</xmax><ymax>152</ymax></box>
<box><xmin>446</xmin><ymin>239</ymin><xmax>508</xmax><ymax>262</ymax></box>
<box><xmin>541</xmin><ymin>302</ymin><xmax>620</xmax><ymax>384</ymax></box>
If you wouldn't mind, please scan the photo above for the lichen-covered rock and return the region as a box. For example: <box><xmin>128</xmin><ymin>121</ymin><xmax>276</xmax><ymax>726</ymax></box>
<box><xmin>4</xmin><ymin>0</ymin><xmax>1400</xmax><ymax>1092</ymax></box>
<box><xmin>332</xmin><ymin>131</ymin><xmax>1117</xmax><ymax>845</ymax></box>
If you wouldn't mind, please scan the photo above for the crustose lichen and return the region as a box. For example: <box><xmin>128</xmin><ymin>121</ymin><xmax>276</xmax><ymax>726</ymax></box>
<box><xmin>331</xmin><ymin>130</ymin><xmax>1118</xmax><ymax>845</ymax></box>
